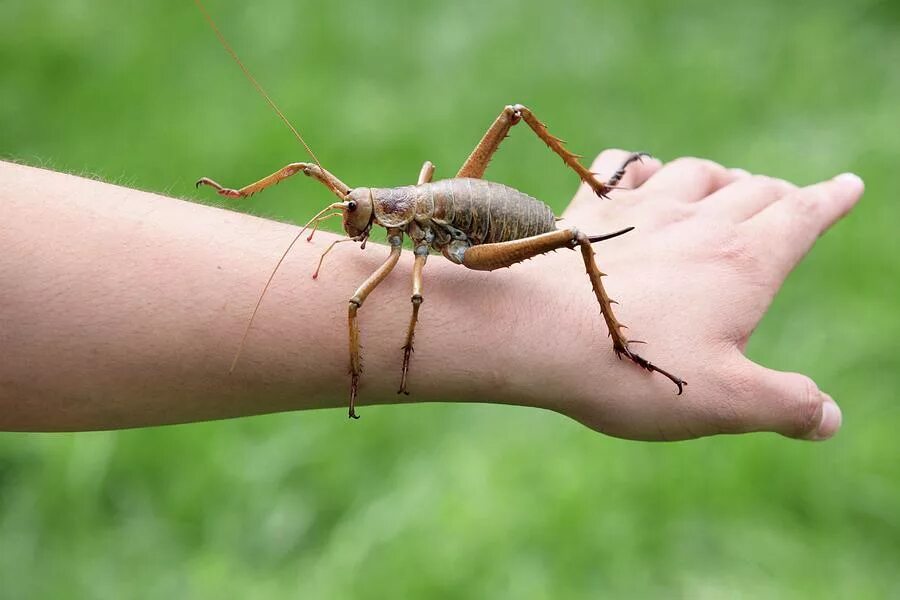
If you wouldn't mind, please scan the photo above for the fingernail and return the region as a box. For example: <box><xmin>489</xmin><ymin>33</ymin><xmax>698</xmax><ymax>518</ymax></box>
<box><xmin>810</xmin><ymin>394</ymin><xmax>842</xmax><ymax>441</ymax></box>
<box><xmin>834</xmin><ymin>172</ymin><xmax>864</xmax><ymax>188</ymax></box>
<box><xmin>730</xmin><ymin>168</ymin><xmax>752</xmax><ymax>178</ymax></box>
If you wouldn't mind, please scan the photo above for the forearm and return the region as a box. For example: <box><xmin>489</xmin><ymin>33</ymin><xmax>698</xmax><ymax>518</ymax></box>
<box><xmin>0</xmin><ymin>162</ymin><xmax>578</xmax><ymax>430</ymax></box>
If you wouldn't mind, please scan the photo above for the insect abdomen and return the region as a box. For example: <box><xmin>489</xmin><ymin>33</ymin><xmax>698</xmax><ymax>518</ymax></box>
<box><xmin>426</xmin><ymin>178</ymin><xmax>557</xmax><ymax>244</ymax></box>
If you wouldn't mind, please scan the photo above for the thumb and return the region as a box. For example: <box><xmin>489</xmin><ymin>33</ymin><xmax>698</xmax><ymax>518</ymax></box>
<box><xmin>733</xmin><ymin>361</ymin><xmax>842</xmax><ymax>440</ymax></box>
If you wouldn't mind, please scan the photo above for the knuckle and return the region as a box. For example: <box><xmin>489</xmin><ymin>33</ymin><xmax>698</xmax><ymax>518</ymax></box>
<box><xmin>710</xmin><ymin>358</ymin><xmax>758</xmax><ymax>434</ymax></box>
<box><xmin>654</xmin><ymin>202</ymin><xmax>696</xmax><ymax>228</ymax></box>
<box><xmin>792</xmin><ymin>187</ymin><xmax>828</xmax><ymax>217</ymax></box>
<box><xmin>789</xmin><ymin>375</ymin><xmax>823</xmax><ymax>437</ymax></box>
<box><xmin>748</xmin><ymin>175</ymin><xmax>787</xmax><ymax>191</ymax></box>
<box><xmin>669</xmin><ymin>156</ymin><xmax>724</xmax><ymax>176</ymax></box>
<box><xmin>712</xmin><ymin>233</ymin><xmax>762</xmax><ymax>275</ymax></box>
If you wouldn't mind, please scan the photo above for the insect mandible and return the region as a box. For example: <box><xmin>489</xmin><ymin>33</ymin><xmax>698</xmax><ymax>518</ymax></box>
<box><xmin>193</xmin><ymin>0</ymin><xmax>686</xmax><ymax>418</ymax></box>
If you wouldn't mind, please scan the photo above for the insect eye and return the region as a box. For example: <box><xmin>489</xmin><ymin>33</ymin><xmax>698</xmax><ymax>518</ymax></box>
<box><xmin>347</xmin><ymin>200</ymin><xmax>358</xmax><ymax>212</ymax></box>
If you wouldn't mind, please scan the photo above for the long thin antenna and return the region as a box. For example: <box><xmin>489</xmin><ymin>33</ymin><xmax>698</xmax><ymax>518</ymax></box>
<box><xmin>194</xmin><ymin>0</ymin><xmax>323</xmax><ymax>169</ymax></box>
<box><xmin>229</xmin><ymin>203</ymin><xmax>346</xmax><ymax>372</ymax></box>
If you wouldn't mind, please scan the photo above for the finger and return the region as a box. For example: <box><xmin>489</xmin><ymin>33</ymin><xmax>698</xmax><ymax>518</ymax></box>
<box><xmin>718</xmin><ymin>359</ymin><xmax>842</xmax><ymax>440</ymax></box>
<box><xmin>744</xmin><ymin>173</ymin><xmax>864</xmax><ymax>280</ymax></box>
<box><xmin>700</xmin><ymin>175</ymin><xmax>797</xmax><ymax>222</ymax></box>
<box><xmin>640</xmin><ymin>157</ymin><xmax>740</xmax><ymax>202</ymax></box>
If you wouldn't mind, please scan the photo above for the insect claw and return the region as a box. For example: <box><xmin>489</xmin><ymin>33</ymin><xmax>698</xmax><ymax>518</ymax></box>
<box><xmin>615</xmin><ymin>343</ymin><xmax>686</xmax><ymax>394</ymax></box>
<box><xmin>349</xmin><ymin>374</ymin><xmax>361</xmax><ymax>418</ymax></box>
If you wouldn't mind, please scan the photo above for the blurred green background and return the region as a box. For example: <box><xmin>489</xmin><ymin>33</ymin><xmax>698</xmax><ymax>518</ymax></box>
<box><xmin>2</xmin><ymin>0</ymin><xmax>899</xmax><ymax>597</ymax></box>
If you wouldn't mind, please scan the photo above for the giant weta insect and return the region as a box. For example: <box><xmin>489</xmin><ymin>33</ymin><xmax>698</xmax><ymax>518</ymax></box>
<box><xmin>193</xmin><ymin>1</ymin><xmax>685</xmax><ymax>418</ymax></box>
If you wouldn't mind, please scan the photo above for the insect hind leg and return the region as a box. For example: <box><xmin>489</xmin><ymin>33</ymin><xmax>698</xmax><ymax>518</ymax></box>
<box><xmin>574</xmin><ymin>231</ymin><xmax>686</xmax><ymax>394</ymax></box>
<box><xmin>605</xmin><ymin>152</ymin><xmax>651</xmax><ymax>188</ymax></box>
<box><xmin>456</xmin><ymin>104</ymin><xmax>646</xmax><ymax>198</ymax></box>
<box><xmin>460</xmin><ymin>227</ymin><xmax>685</xmax><ymax>393</ymax></box>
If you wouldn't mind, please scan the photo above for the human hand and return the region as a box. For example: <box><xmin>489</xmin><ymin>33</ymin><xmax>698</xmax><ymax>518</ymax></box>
<box><xmin>493</xmin><ymin>151</ymin><xmax>863</xmax><ymax>441</ymax></box>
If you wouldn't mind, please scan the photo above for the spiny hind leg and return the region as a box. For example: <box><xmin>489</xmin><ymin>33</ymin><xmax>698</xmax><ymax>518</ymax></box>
<box><xmin>398</xmin><ymin>246</ymin><xmax>428</xmax><ymax>394</ymax></box>
<box><xmin>456</xmin><ymin>106</ymin><xmax>519</xmax><ymax>179</ymax></box>
<box><xmin>605</xmin><ymin>152</ymin><xmax>651</xmax><ymax>188</ymax></box>
<box><xmin>460</xmin><ymin>227</ymin><xmax>685</xmax><ymax>393</ymax></box>
<box><xmin>347</xmin><ymin>231</ymin><xmax>403</xmax><ymax>418</ymax></box>
<box><xmin>573</xmin><ymin>231</ymin><xmax>686</xmax><ymax>393</ymax></box>
<box><xmin>196</xmin><ymin>162</ymin><xmax>350</xmax><ymax>199</ymax></box>
<box><xmin>456</xmin><ymin>104</ymin><xmax>647</xmax><ymax>197</ymax></box>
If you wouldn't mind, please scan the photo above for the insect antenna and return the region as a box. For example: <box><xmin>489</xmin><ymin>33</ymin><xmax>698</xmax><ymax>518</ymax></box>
<box><xmin>229</xmin><ymin>203</ymin><xmax>347</xmax><ymax>372</ymax></box>
<box><xmin>193</xmin><ymin>0</ymin><xmax>324</xmax><ymax>170</ymax></box>
<box><xmin>194</xmin><ymin>1</ymin><xmax>349</xmax><ymax>370</ymax></box>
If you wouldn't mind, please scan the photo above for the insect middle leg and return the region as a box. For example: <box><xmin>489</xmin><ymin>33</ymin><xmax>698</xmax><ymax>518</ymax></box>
<box><xmin>398</xmin><ymin>245</ymin><xmax>427</xmax><ymax>394</ymax></box>
<box><xmin>395</xmin><ymin>162</ymin><xmax>436</xmax><ymax>395</ymax></box>
<box><xmin>347</xmin><ymin>230</ymin><xmax>404</xmax><ymax>418</ymax></box>
<box><xmin>196</xmin><ymin>162</ymin><xmax>350</xmax><ymax>199</ymax></box>
<box><xmin>461</xmin><ymin>227</ymin><xmax>686</xmax><ymax>393</ymax></box>
<box><xmin>457</xmin><ymin>104</ymin><xmax>647</xmax><ymax>197</ymax></box>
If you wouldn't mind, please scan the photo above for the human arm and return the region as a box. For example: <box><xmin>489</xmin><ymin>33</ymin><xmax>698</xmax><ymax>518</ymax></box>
<box><xmin>0</xmin><ymin>157</ymin><xmax>863</xmax><ymax>438</ymax></box>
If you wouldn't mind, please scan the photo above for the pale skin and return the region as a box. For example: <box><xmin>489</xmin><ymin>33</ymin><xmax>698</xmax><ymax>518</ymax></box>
<box><xmin>0</xmin><ymin>156</ymin><xmax>863</xmax><ymax>439</ymax></box>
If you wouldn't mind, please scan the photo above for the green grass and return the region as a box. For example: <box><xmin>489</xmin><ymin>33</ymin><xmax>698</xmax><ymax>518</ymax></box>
<box><xmin>2</xmin><ymin>0</ymin><xmax>899</xmax><ymax>597</ymax></box>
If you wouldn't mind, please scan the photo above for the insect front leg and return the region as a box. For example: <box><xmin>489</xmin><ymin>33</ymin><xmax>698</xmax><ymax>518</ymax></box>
<box><xmin>196</xmin><ymin>162</ymin><xmax>350</xmax><ymax>199</ymax></box>
<box><xmin>347</xmin><ymin>231</ymin><xmax>403</xmax><ymax>418</ymax></box>
<box><xmin>460</xmin><ymin>228</ymin><xmax>685</xmax><ymax>394</ymax></box>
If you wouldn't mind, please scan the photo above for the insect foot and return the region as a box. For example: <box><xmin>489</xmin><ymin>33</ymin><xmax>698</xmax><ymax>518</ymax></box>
<box><xmin>397</xmin><ymin>344</ymin><xmax>414</xmax><ymax>396</ymax></box>
<box><xmin>195</xmin><ymin>177</ymin><xmax>244</xmax><ymax>198</ymax></box>
<box><xmin>614</xmin><ymin>341</ymin><xmax>687</xmax><ymax>395</ymax></box>
<box><xmin>349</xmin><ymin>372</ymin><xmax>361</xmax><ymax>419</ymax></box>
<box><xmin>605</xmin><ymin>152</ymin><xmax>652</xmax><ymax>188</ymax></box>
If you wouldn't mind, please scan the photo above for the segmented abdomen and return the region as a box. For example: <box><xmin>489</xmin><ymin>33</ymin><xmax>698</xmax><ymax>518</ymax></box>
<box><xmin>425</xmin><ymin>178</ymin><xmax>557</xmax><ymax>244</ymax></box>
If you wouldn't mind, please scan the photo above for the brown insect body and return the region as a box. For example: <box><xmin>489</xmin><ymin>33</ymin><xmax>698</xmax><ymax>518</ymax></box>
<box><xmin>353</xmin><ymin>178</ymin><xmax>556</xmax><ymax>263</ymax></box>
<box><xmin>194</xmin><ymin>0</ymin><xmax>686</xmax><ymax>419</ymax></box>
